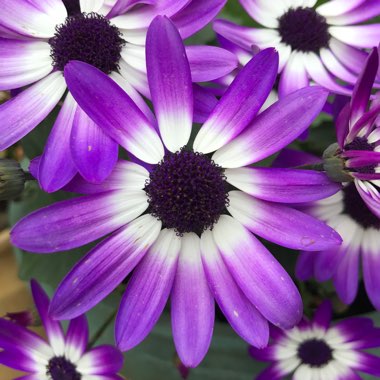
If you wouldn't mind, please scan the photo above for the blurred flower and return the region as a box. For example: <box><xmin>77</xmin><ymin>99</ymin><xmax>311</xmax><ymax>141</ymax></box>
<box><xmin>323</xmin><ymin>48</ymin><xmax>380</xmax><ymax>218</ymax></box>
<box><xmin>5</xmin><ymin>310</ymin><xmax>35</xmax><ymax>327</ymax></box>
<box><xmin>12</xmin><ymin>17</ymin><xmax>342</xmax><ymax>367</ymax></box>
<box><xmin>0</xmin><ymin>0</ymin><xmax>234</xmax><ymax>192</ymax></box>
<box><xmin>0</xmin><ymin>280</ymin><xmax>124</xmax><ymax>379</ymax></box>
<box><xmin>250</xmin><ymin>301</ymin><xmax>380</xmax><ymax>379</ymax></box>
<box><xmin>0</xmin><ymin>158</ymin><xmax>26</xmax><ymax>200</ymax></box>
<box><xmin>214</xmin><ymin>0</ymin><xmax>380</xmax><ymax>97</ymax></box>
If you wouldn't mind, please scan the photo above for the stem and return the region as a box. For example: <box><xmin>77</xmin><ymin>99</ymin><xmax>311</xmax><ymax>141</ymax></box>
<box><xmin>88</xmin><ymin>310</ymin><xmax>117</xmax><ymax>349</ymax></box>
<box><xmin>294</xmin><ymin>163</ymin><xmax>325</xmax><ymax>171</ymax></box>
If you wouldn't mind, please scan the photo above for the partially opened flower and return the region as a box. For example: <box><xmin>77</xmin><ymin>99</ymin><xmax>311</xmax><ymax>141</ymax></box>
<box><xmin>12</xmin><ymin>17</ymin><xmax>342</xmax><ymax>367</ymax></box>
<box><xmin>214</xmin><ymin>0</ymin><xmax>380</xmax><ymax>97</ymax></box>
<box><xmin>322</xmin><ymin>48</ymin><xmax>380</xmax><ymax>218</ymax></box>
<box><xmin>0</xmin><ymin>280</ymin><xmax>124</xmax><ymax>379</ymax></box>
<box><xmin>250</xmin><ymin>301</ymin><xmax>380</xmax><ymax>380</ymax></box>
<box><xmin>0</xmin><ymin>0</ymin><xmax>234</xmax><ymax>191</ymax></box>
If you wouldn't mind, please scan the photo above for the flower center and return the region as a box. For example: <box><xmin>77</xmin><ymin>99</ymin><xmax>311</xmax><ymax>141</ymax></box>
<box><xmin>278</xmin><ymin>7</ymin><xmax>330</xmax><ymax>52</ymax></box>
<box><xmin>343</xmin><ymin>182</ymin><xmax>380</xmax><ymax>229</ymax></box>
<box><xmin>49</xmin><ymin>12</ymin><xmax>125</xmax><ymax>74</ymax></box>
<box><xmin>145</xmin><ymin>149</ymin><xmax>229</xmax><ymax>235</ymax></box>
<box><xmin>47</xmin><ymin>356</ymin><xmax>81</xmax><ymax>380</ymax></box>
<box><xmin>297</xmin><ymin>338</ymin><xmax>333</xmax><ymax>367</ymax></box>
<box><xmin>344</xmin><ymin>137</ymin><xmax>376</xmax><ymax>174</ymax></box>
<box><xmin>62</xmin><ymin>0</ymin><xmax>81</xmax><ymax>16</ymax></box>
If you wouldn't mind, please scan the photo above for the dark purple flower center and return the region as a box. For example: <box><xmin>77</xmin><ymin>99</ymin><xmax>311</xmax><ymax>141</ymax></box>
<box><xmin>278</xmin><ymin>7</ymin><xmax>330</xmax><ymax>52</ymax></box>
<box><xmin>47</xmin><ymin>356</ymin><xmax>81</xmax><ymax>380</ymax></box>
<box><xmin>145</xmin><ymin>149</ymin><xmax>229</xmax><ymax>235</ymax></box>
<box><xmin>62</xmin><ymin>0</ymin><xmax>81</xmax><ymax>16</ymax></box>
<box><xmin>49</xmin><ymin>12</ymin><xmax>125</xmax><ymax>74</ymax></box>
<box><xmin>344</xmin><ymin>137</ymin><xmax>376</xmax><ymax>174</ymax></box>
<box><xmin>297</xmin><ymin>338</ymin><xmax>333</xmax><ymax>367</ymax></box>
<box><xmin>343</xmin><ymin>182</ymin><xmax>380</xmax><ymax>229</ymax></box>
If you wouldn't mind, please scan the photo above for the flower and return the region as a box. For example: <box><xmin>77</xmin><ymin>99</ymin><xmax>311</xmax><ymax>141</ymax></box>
<box><xmin>322</xmin><ymin>48</ymin><xmax>380</xmax><ymax>218</ymax></box>
<box><xmin>0</xmin><ymin>280</ymin><xmax>124</xmax><ymax>379</ymax></box>
<box><xmin>11</xmin><ymin>16</ymin><xmax>342</xmax><ymax>367</ymax></box>
<box><xmin>296</xmin><ymin>182</ymin><xmax>380</xmax><ymax>309</ymax></box>
<box><xmin>0</xmin><ymin>0</ymin><xmax>234</xmax><ymax>191</ymax></box>
<box><xmin>250</xmin><ymin>301</ymin><xmax>380</xmax><ymax>380</ymax></box>
<box><xmin>214</xmin><ymin>0</ymin><xmax>380</xmax><ymax>97</ymax></box>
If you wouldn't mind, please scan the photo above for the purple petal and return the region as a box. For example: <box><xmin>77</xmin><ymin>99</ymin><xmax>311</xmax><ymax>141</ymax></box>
<box><xmin>316</xmin><ymin>0</ymin><xmax>367</xmax><ymax>17</ymax></box>
<box><xmin>339</xmin><ymin>351</ymin><xmax>380</xmax><ymax>376</ymax></box>
<box><xmin>228</xmin><ymin>191</ymin><xmax>342</xmax><ymax>251</ymax></box>
<box><xmin>212</xmin><ymin>216</ymin><xmax>303</xmax><ymax>329</ymax></box>
<box><xmin>213</xmin><ymin>86</ymin><xmax>328</xmax><ymax>168</ymax></box>
<box><xmin>272</xmin><ymin>148</ymin><xmax>321</xmax><ymax>168</ymax></box>
<box><xmin>50</xmin><ymin>215</ymin><xmax>161</xmax><ymax>320</ymax></box>
<box><xmin>185</xmin><ymin>45</ymin><xmax>238</xmax><ymax>82</ymax></box>
<box><xmin>349</xmin><ymin>48</ymin><xmax>379</xmax><ymax>125</ymax></box>
<box><xmin>312</xmin><ymin>300</ymin><xmax>332</xmax><ymax>330</ymax></box>
<box><xmin>0</xmin><ymin>72</ymin><xmax>66</xmax><ymax>151</ymax></box>
<box><xmin>0</xmin><ymin>38</ymin><xmax>52</xmax><ymax>90</ymax></box>
<box><xmin>256</xmin><ymin>363</ymin><xmax>289</xmax><ymax>380</ymax></box>
<box><xmin>38</xmin><ymin>93</ymin><xmax>78</xmax><ymax>193</ymax></box>
<box><xmin>64</xmin><ymin>61</ymin><xmax>164</xmax><ymax>164</ymax></box>
<box><xmin>30</xmin><ymin>280</ymin><xmax>65</xmax><ymax>356</ymax></box>
<box><xmin>329</xmin><ymin>24</ymin><xmax>380</xmax><ymax>49</ymax></box>
<box><xmin>107</xmin><ymin>0</ymin><xmax>155</xmax><ymax>18</ymax></box>
<box><xmin>336</xmin><ymin>102</ymin><xmax>351</xmax><ymax>148</ymax></box>
<box><xmin>171</xmin><ymin>233</ymin><xmax>214</xmax><ymax>367</ymax></box>
<box><xmin>116</xmin><ymin>229</ymin><xmax>181</xmax><ymax>351</ymax></box>
<box><xmin>11</xmin><ymin>190</ymin><xmax>148</xmax><ymax>253</ymax></box>
<box><xmin>172</xmin><ymin>0</ymin><xmax>226</xmax><ymax>39</ymax></box>
<box><xmin>295</xmin><ymin>251</ymin><xmax>316</xmax><ymax>281</ymax></box>
<box><xmin>194</xmin><ymin>48</ymin><xmax>279</xmax><ymax>153</ymax></box>
<box><xmin>225</xmin><ymin>167</ymin><xmax>340</xmax><ymax>203</ymax></box>
<box><xmin>0</xmin><ymin>350</ymin><xmax>43</xmax><ymax>372</ymax></box>
<box><xmin>313</xmin><ymin>247</ymin><xmax>345</xmax><ymax>282</ymax></box>
<box><xmin>77</xmin><ymin>345</ymin><xmax>124</xmax><ymax>375</ymax></box>
<box><xmin>355</xmin><ymin>179</ymin><xmax>380</xmax><ymax>219</ymax></box>
<box><xmin>192</xmin><ymin>84</ymin><xmax>218</xmax><ymax>123</ymax></box>
<box><xmin>146</xmin><ymin>16</ymin><xmax>193</xmax><ymax>152</ymax></box>
<box><xmin>279</xmin><ymin>52</ymin><xmax>308</xmax><ymax>97</ymax></box>
<box><xmin>63</xmin><ymin>160</ymin><xmax>149</xmax><ymax>195</ymax></box>
<box><xmin>200</xmin><ymin>229</ymin><xmax>269</xmax><ymax>347</ymax></box>
<box><xmin>65</xmin><ymin>315</ymin><xmax>89</xmax><ymax>363</ymax></box>
<box><xmin>0</xmin><ymin>0</ymin><xmax>66</xmax><ymax>38</ymax></box>
<box><xmin>70</xmin><ymin>106</ymin><xmax>118</xmax><ymax>184</ymax></box>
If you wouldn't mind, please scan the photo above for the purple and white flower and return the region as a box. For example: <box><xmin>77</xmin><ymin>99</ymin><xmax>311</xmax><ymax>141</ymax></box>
<box><xmin>214</xmin><ymin>0</ymin><xmax>380</xmax><ymax>97</ymax></box>
<box><xmin>0</xmin><ymin>0</ymin><xmax>234</xmax><ymax>191</ymax></box>
<box><xmin>323</xmin><ymin>47</ymin><xmax>380</xmax><ymax>218</ymax></box>
<box><xmin>296</xmin><ymin>183</ymin><xmax>380</xmax><ymax>310</ymax></box>
<box><xmin>11</xmin><ymin>16</ymin><xmax>342</xmax><ymax>367</ymax></box>
<box><xmin>250</xmin><ymin>301</ymin><xmax>380</xmax><ymax>380</ymax></box>
<box><xmin>0</xmin><ymin>280</ymin><xmax>124</xmax><ymax>380</ymax></box>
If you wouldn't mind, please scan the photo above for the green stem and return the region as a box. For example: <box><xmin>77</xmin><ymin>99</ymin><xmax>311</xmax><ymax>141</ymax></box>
<box><xmin>88</xmin><ymin>310</ymin><xmax>117</xmax><ymax>349</ymax></box>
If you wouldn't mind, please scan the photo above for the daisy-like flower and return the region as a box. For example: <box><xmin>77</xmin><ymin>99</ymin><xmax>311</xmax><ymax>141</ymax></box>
<box><xmin>0</xmin><ymin>280</ymin><xmax>124</xmax><ymax>380</ymax></box>
<box><xmin>11</xmin><ymin>17</ymin><xmax>342</xmax><ymax>367</ymax></box>
<box><xmin>214</xmin><ymin>0</ymin><xmax>380</xmax><ymax>97</ymax></box>
<box><xmin>0</xmin><ymin>0</ymin><xmax>234</xmax><ymax>192</ymax></box>
<box><xmin>322</xmin><ymin>48</ymin><xmax>380</xmax><ymax>218</ymax></box>
<box><xmin>250</xmin><ymin>301</ymin><xmax>380</xmax><ymax>380</ymax></box>
<box><xmin>296</xmin><ymin>183</ymin><xmax>380</xmax><ymax>310</ymax></box>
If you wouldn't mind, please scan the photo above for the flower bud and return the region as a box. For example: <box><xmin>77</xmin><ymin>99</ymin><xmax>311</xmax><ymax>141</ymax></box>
<box><xmin>322</xmin><ymin>143</ymin><xmax>353</xmax><ymax>183</ymax></box>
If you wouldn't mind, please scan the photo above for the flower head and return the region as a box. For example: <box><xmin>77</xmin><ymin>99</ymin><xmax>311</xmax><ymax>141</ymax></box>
<box><xmin>11</xmin><ymin>16</ymin><xmax>342</xmax><ymax>367</ymax></box>
<box><xmin>250</xmin><ymin>301</ymin><xmax>380</xmax><ymax>380</ymax></box>
<box><xmin>0</xmin><ymin>0</ymin><xmax>234</xmax><ymax>191</ymax></box>
<box><xmin>214</xmin><ymin>0</ymin><xmax>380</xmax><ymax>97</ymax></box>
<box><xmin>0</xmin><ymin>280</ymin><xmax>124</xmax><ymax>379</ymax></box>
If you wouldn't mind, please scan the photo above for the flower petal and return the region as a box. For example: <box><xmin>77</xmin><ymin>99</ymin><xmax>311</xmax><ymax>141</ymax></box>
<box><xmin>38</xmin><ymin>93</ymin><xmax>78</xmax><ymax>193</ymax></box>
<box><xmin>171</xmin><ymin>233</ymin><xmax>214</xmax><ymax>367</ymax></box>
<box><xmin>0</xmin><ymin>72</ymin><xmax>66</xmax><ymax>151</ymax></box>
<box><xmin>329</xmin><ymin>24</ymin><xmax>380</xmax><ymax>49</ymax></box>
<box><xmin>146</xmin><ymin>16</ymin><xmax>193</xmax><ymax>152</ymax></box>
<box><xmin>11</xmin><ymin>190</ymin><xmax>148</xmax><ymax>253</ymax></box>
<box><xmin>316</xmin><ymin>0</ymin><xmax>366</xmax><ymax>17</ymax></box>
<box><xmin>65</xmin><ymin>315</ymin><xmax>89</xmax><ymax>363</ymax></box>
<box><xmin>312</xmin><ymin>300</ymin><xmax>332</xmax><ymax>330</ymax></box>
<box><xmin>212</xmin><ymin>86</ymin><xmax>328</xmax><ymax>168</ymax></box>
<box><xmin>194</xmin><ymin>48</ymin><xmax>279</xmax><ymax>154</ymax></box>
<box><xmin>227</xmin><ymin>191</ymin><xmax>342</xmax><ymax>251</ymax></box>
<box><xmin>201</xmin><ymin>229</ymin><xmax>269</xmax><ymax>347</ymax></box>
<box><xmin>70</xmin><ymin>106</ymin><xmax>118</xmax><ymax>184</ymax></box>
<box><xmin>0</xmin><ymin>350</ymin><xmax>44</xmax><ymax>373</ymax></box>
<box><xmin>213</xmin><ymin>216</ymin><xmax>303</xmax><ymax>329</ymax></box>
<box><xmin>64</xmin><ymin>61</ymin><xmax>164</xmax><ymax>164</ymax></box>
<box><xmin>50</xmin><ymin>215</ymin><xmax>161</xmax><ymax>319</ymax></box>
<box><xmin>224</xmin><ymin>167</ymin><xmax>340</xmax><ymax>203</ymax></box>
<box><xmin>192</xmin><ymin>84</ymin><xmax>218</xmax><ymax>123</ymax></box>
<box><xmin>0</xmin><ymin>38</ymin><xmax>52</xmax><ymax>90</ymax></box>
<box><xmin>116</xmin><ymin>229</ymin><xmax>181</xmax><ymax>351</ymax></box>
<box><xmin>30</xmin><ymin>280</ymin><xmax>65</xmax><ymax>356</ymax></box>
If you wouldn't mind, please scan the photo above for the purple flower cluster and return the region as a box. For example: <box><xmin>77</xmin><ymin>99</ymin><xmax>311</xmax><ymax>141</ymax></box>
<box><xmin>0</xmin><ymin>0</ymin><xmax>379</xmax><ymax>378</ymax></box>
